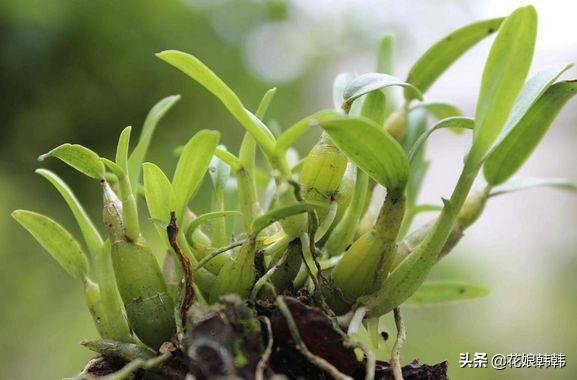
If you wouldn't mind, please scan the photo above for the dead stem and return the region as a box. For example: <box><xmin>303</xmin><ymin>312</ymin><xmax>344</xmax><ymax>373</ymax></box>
<box><xmin>167</xmin><ymin>211</ymin><xmax>194</xmax><ymax>328</ymax></box>
<box><xmin>276</xmin><ymin>297</ymin><xmax>353</xmax><ymax>380</ymax></box>
<box><xmin>391</xmin><ymin>307</ymin><xmax>406</xmax><ymax>380</ymax></box>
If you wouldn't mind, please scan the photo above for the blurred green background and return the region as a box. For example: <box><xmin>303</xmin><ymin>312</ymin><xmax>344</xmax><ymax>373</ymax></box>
<box><xmin>1</xmin><ymin>0</ymin><xmax>576</xmax><ymax>378</ymax></box>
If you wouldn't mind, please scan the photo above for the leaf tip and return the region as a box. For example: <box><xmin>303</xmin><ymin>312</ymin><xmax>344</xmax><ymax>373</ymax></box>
<box><xmin>10</xmin><ymin>210</ymin><xmax>23</xmax><ymax>220</ymax></box>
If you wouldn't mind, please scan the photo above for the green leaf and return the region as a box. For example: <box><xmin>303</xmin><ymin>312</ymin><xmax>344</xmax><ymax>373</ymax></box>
<box><xmin>402</xmin><ymin>108</ymin><xmax>429</xmax><ymax>202</ymax></box>
<box><xmin>333</xmin><ymin>73</ymin><xmax>354</xmax><ymax>110</ymax></box>
<box><xmin>360</xmin><ymin>90</ymin><xmax>387</xmax><ymax>126</ymax></box>
<box><xmin>214</xmin><ymin>147</ymin><xmax>242</xmax><ymax>172</ymax></box>
<box><xmin>209</xmin><ymin>147</ymin><xmax>232</xmax><ymax>196</ymax></box>
<box><xmin>274</xmin><ymin>109</ymin><xmax>338</xmax><ymax>156</ymax></box>
<box><xmin>319</xmin><ymin>116</ymin><xmax>409</xmax><ymax>191</ymax></box>
<box><xmin>36</xmin><ymin>169</ymin><xmax>103</xmax><ymax>256</ymax></box>
<box><xmin>101</xmin><ymin>158</ymin><xmax>125</xmax><ymax>178</ymax></box>
<box><xmin>255</xmin><ymin>88</ymin><xmax>277</xmax><ymax>119</ymax></box>
<box><xmin>496</xmin><ymin>64</ymin><xmax>573</xmax><ymax>141</ymax></box>
<box><xmin>12</xmin><ymin>210</ymin><xmax>88</xmax><ymax>279</ymax></box>
<box><xmin>38</xmin><ymin>144</ymin><xmax>105</xmax><ymax>179</ymax></box>
<box><xmin>410</xmin><ymin>102</ymin><xmax>462</xmax><ymax>120</ymax></box>
<box><xmin>251</xmin><ymin>202</ymin><xmax>327</xmax><ymax>235</ymax></box>
<box><xmin>156</xmin><ymin>50</ymin><xmax>276</xmax><ymax>156</ymax></box>
<box><xmin>470</xmin><ymin>6</ymin><xmax>537</xmax><ymax>163</ymax></box>
<box><xmin>343</xmin><ymin>73</ymin><xmax>423</xmax><ymax>111</ymax></box>
<box><xmin>142</xmin><ymin>163</ymin><xmax>172</xmax><ymax>246</ymax></box>
<box><xmin>489</xmin><ymin>177</ymin><xmax>577</xmax><ymax>197</ymax></box>
<box><xmin>377</xmin><ymin>35</ymin><xmax>394</xmax><ymax>74</ymax></box>
<box><xmin>484</xmin><ymin>80</ymin><xmax>577</xmax><ymax>185</ymax></box>
<box><xmin>128</xmin><ymin>95</ymin><xmax>181</xmax><ymax>189</ymax></box>
<box><xmin>142</xmin><ymin>163</ymin><xmax>172</xmax><ymax>222</ymax></box>
<box><xmin>209</xmin><ymin>148</ymin><xmax>233</xmax><ymax>246</ymax></box>
<box><xmin>170</xmin><ymin>129</ymin><xmax>220</xmax><ymax>221</ymax></box>
<box><xmin>405</xmin><ymin>282</ymin><xmax>490</xmax><ymax>305</ymax></box>
<box><xmin>115</xmin><ymin>126</ymin><xmax>132</xmax><ymax>174</ymax></box>
<box><xmin>406</xmin><ymin>17</ymin><xmax>504</xmax><ymax>100</ymax></box>
<box><xmin>408</xmin><ymin>117</ymin><xmax>474</xmax><ymax>162</ymax></box>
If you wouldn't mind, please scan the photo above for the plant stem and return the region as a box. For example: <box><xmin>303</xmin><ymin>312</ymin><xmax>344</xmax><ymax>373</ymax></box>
<box><xmin>361</xmin><ymin>162</ymin><xmax>479</xmax><ymax>316</ymax></box>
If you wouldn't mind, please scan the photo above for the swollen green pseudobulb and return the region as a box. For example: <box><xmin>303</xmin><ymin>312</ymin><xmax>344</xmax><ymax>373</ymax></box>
<box><xmin>331</xmin><ymin>189</ymin><xmax>406</xmax><ymax>307</ymax></box>
<box><xmin>383</xmin><ymin>107</ymin><xmax>408</xmax><ymax>142</ymax></box>
<box><xmin>102</xmin><ymin>181</ymin><xmax>175</xmax><ymax>349</ymax></box>
<box><xmin>299</xmin><ymin>133</ymin><xmax>348</xmax><ymax>222</ymax></box>
<box><xmin>209</xmin><ymin>239</ymin><xmax>257</xmax><ymax>303</ymax></box>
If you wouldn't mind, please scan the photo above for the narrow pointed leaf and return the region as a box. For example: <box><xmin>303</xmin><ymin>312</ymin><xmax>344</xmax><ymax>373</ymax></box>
<box><xmin>274</xmin><ymin>109</ymin><xmax>338</xmax><ymax>156</ymax></box>
<box><xmin>377</xmin><ymin>35</ymin><xmax>394</xmax><ymax>74</ymax></box>
<box><xmin>360</xmin><ymin>90</ymin><xmax>387</xmax><ymax>126</ymax></box>
<box><xmin>403</xmin><ymin>108</ymin><xmax>429</xmax><ymax>207</ymax></box>
<box><xmin>143</xmin><ymin>163</ymin><xmax>172</xmax><ymax>222</ymax></box>
<box><xmin>36</xmin><ymin>169</ymin><xmax>103</xmax><ymax>256</ymax></box>
<box><xmin>170</xmin><ymin>130</ymin><xmax>220</xmax><ymax>220</ymax></box>
<box><xmin>215</xmin><ymin>147</ymin><xmax>242</xmax><ymax>172</ymax></box>
<box><xmin>319</xmin><ymin>116</ymin><xmax>409</xmax><ymax>191</ymax></box>
<box><xmin>101</xmin><ymin>158</ymin><xmax>125</xmax><ymax>178</ymax></box>
<box><xmin>405</xmin><ymin>282</ymin><xmax>490</xmax><ymax>305</ymax></box>
<box><xmin>143</xmin><ymin>163</ymin><xmax>172</xmax><ymax>246</ymax></box>
<box><xmin>156</xmin><ymin>50</ymin><xmax>275</xmax><ymax>155</ymax></box>
<box><xmin>484</xmin><ymin>80</ymin><xmax>577</xmax><ymax>185</ymax></box>
<box><xmin>115</xmin><ymin>126</ymin><xmax>132</xmax><ymax>173</ymax></box>
<box><xmin>255</xmin><ymin>88</ymin><xmax>277</xmax><ymax>119</ymax></box>
<box><xmin>490</xmin><ymin>177</ymin><xmax>577</xmax><ymax>197</ymax></box>
<box><xmin>409</xmin><ymin>117</ymin><xmax>474</xmax><ymax>162</ymax></box>
<box><xmin>343</xmin><ymin>73</ymin><xmax>422</xmax><ymax>111</ymax></box>
<box><xmin>496</xmin><ymin>64</ymin><xmax>573</xmax><ymax>143</ymax></box>
<box><xmin>470</xmin><ymin>6</ymin><xmax>537</xmax><ymax>162</ymax></box>
<box><xmin>406</xmin><ymin>17</ymin><xmax>504</xmax><ymax>99</ymax></box>
<box><xmin>209</xmin><ymin>150</ymin><xmax>233</xmax><ymax>246</ymax></box>
<box><xmin>12</xmin><ymin>210</ymin><xmax>88</xmax><ymax>279</ymax></box>
<box><xmin>209</xmin><ymin>148</ymin><xmax>231</xmax><ymax>197</ymax></box>
<box><xmin>251</xmin><ymin>202</ymin><xmax>327</xmax><ymax>235</ymax></box>
<box><xmin>38</xmin><ymin>144</ymin><xmax>104</xmax><ymax>179</ymax></box>
<box><xmin>128</xmin><ymin>95</ymin><xmax>181</xmax><ymax>188</ymax></box>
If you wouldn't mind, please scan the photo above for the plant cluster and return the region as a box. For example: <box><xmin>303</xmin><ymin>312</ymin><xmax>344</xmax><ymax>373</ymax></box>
<box><xmin>12</xmin><ymin>5</ymin><xmax>577</xmax><ymax>379</ymax></box>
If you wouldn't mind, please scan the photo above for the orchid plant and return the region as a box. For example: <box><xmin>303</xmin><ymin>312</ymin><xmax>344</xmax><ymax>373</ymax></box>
<box><xmin>12</xmin><ymin>5</ymin><xmax>577</xmax><ymax>379</ymax></box>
